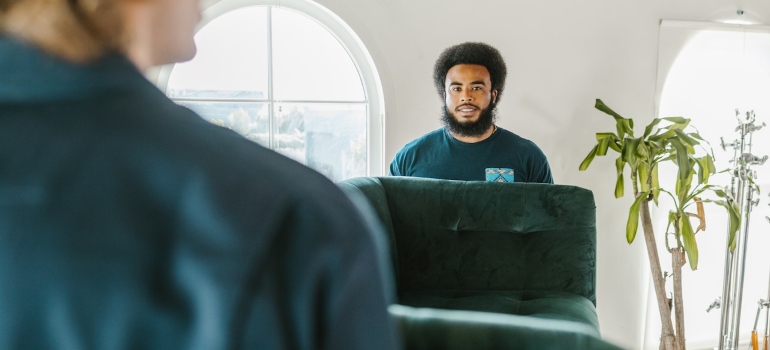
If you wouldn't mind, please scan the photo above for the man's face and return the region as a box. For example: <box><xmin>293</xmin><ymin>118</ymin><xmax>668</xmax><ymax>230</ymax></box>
<box><xmin>442</xmin><ymin>64</ymin><xmax>498</xmax><ymax>136</ymax></box>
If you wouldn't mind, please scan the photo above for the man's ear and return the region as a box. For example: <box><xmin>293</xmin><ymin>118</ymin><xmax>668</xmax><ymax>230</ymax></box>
<box><xmin>492</xmin><ymin>90</ymin><xmax>498</xmax><ymax>104</ymax></box>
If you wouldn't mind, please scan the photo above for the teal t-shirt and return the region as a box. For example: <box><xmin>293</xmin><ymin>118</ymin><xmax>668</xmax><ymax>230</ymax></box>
<box><xmin>388</xmin><ymin>127</ymin><xmax>554</xmax><ymax>183</ymax></box>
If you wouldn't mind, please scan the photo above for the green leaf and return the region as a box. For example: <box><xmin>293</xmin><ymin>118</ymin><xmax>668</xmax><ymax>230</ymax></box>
<box><xmin>747</xmin><ymin>176</ymin><xmax>761</xmax><ymax>196</ymax></box>
<box><xmin>696</xmin><ymin>156</ymin><xmax>714</xmax><ymax>185</ymax></box>
<box><xmin>626</xmin><ymin>191</ymin><xmax>649</xmax><ymax>243</ymax></box>
<box><xmin>579</xmin><ymin>144</ymin><xmax>599</xmax><ymax>171</ymax></box>
<box><xmin>649</xmin><ymin>140</ymin><xmax>665</xmax><ymax>151</ymax></box>
<box><xmin>712</xmin><ymin>188</ymin><xmax>729</xmax><ymax>198</ymax></box>
<box><xmin>661</xmin><ymin>117</ymin><xmax>690</xmax><ymax>130</ymax></box>
<box><xmin>594</xmin><ymin>99</ymin><xmax>624</xmax><ymax>121</ymax></box>
<box><xmin>658</xmin><ymin>153</ymin><xmax>676</xmax><ymax>163</ymax></box>
<box><xmin>636</xmin><ymin>142</ymin><xmax>650</xmax><ymax>159</ymax></box>
<box><xmin>680</xmin><ymin>214</ymin><xmax>699</xmax><ymax>270</ymax></box>
<box><xmin>686</xmin><ymin>184</ymin><xmax>718</xmax><ymax>204</ymax></box>
<box><xmin>656</xmin><ymin>187</ymin><xmax>679</xmax><ymax>207</ymax></box>
<box><xmin>615</xmin><ymin>156</ymin><xmax>625</xmax><ymax>198</ymax></box>
<box><xmin>595</xmin><ymin>99</ymin><xmax>622</xmax><ymax>119</ymax></box>
<box><xmin>596</xmin><ymin>132</ymin><xmax>621</xmax><ymax>155</ymax></box>
<box><xmin>689</xmin><ymin>133</ymin><xmax>706</xmax><ymax>142</ymax></box>
<box><xmin>649</xmin><ymin>129</ymin><xmax>676</xmax><ymax>143</ymax></box>
<box><xmin>622</xmin><ymin>137</ymin><xmax>641</xmax><ymax>167</ymax></box>
<box><xmin>707</xmin><ymin>155</ymin><xmax>716</xmax><ymax>174</ymax></box>
<box><xmin>645</xmin><ymin>139</ymin><xmax>661</xmax><ymax>154</ymax></box>
<box><xmin>676</xmin><ymin>162</ymin><xmax>694</xmax><ymax>206</ymax></box>
<box><xmin>595</xmin><ymin>132</ymin><xmax>617</xmax><ymax>141</ymax></box>
<box><xmin>712</xmin><ymin>200</ymin><xmax>740</xmax><ymax>252</ymax></box>
<box><xmin>615</xmin><ymin>120</ymin><xmax>633</xmax><ymax>141</ymax></box>
<box><xmin>674</xmin><ymin>129</ymin><xmax>700</xmax><ymax>147</ymax></box>
<box><xmin>669</xmin><ymin>138</ymin><xmax>692</xmax><ymax>182</ymax></box>
<box><xmin>639</xmin><ymin>162</ymin><xmax>650</xmax><ymax>193</ymax></box>
<box><xmin>651</xmin><ymin>163</ymin><xmax>660</xmax><ymax>205</ymax></box>
<box><xmin>710</xmin><ymin>190</ymin><xmax>741</xmax><ymax>252</ymax></box>
<box><xmin>609</xmin><ymin>140</ymin><xmax>622</xmax><ymax>153</ymax></box>
<box><xmin>728</xmin><ymin>201</ymin><xmax>740</xmax><ymax>251</ymax></box>
<box><xmin>643</xmin><ymin>118</ymin><xmax>663</xmax><ymax>139</ymax></box>
<box><xmin>595</xmin><ymin>99</ymin><xmax>634</xmax><ymax>137</ymax></box>
<box><xmin>662</xmin><ymin>116</ymin><xmax>688</xmax><ymax>124</ymax></box>
<box><xmin>598</xmin><ymin>137</ymin><xmax>611</xmax><ymax>156</ymax></box>
<box><xmin>696</xmin><ymin>157</ymin><xmax>707</xmax><ymax>185</ymax></box>
<box><xmin>615</xmin><ymin>176</ymin><xmax>625</xmax><ymax>198</ymax></box>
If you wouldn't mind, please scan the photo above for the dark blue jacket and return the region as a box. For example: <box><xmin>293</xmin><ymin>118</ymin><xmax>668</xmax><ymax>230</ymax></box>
<box><xmin>0</xmin><ymin>36</ymin><xmax>399</xmax><ymax>350</ymax></box>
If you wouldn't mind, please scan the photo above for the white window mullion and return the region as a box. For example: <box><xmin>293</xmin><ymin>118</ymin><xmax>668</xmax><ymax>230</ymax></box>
<box><xmin>267</xmin><ymin>6</ymin><xmax>275</xmax><ymax>150</ymax></box>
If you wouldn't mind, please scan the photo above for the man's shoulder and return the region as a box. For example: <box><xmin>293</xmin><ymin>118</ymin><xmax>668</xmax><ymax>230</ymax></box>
<box><xmin>496</xmin><ymin>127</ymin><xmax>545</xmax><ymax>150</ymax></box>
<box><xmin>397</xmin><ymin>128</ymin><xmax>446</xmax><ymax>153</ymax></box>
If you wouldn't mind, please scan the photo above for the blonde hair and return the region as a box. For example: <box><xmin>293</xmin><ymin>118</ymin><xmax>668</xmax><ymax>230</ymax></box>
<box><xmin>0</xmin><ymin>0</ymin><xmax>126</xmax><ymax>62</ymax></box>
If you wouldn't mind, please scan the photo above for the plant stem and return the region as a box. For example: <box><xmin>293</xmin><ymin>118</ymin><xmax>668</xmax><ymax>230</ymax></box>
<box><xmin>672</xmin><ymin>216</ymin><xmax>685</xmax><ymax>350</ymax></box>
<box><xmin>641</xmin><ymin>199</ymin><xmax>678</xmax><ymax>350</ymax></box>
<box><xmin>672</xmin><ymin>247</ymin><xmax>686</xmax><ymax>350</ymax></box>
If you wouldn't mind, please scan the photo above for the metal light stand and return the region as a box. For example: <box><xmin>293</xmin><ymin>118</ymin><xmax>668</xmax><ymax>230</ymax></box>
<box><xmin>748</xmin><ymin>299</ymin><xmax>769</xmax><ymax>350</ymax></box>
<box><xmin>757</xmin><ymin>203</ymin><xmax>770</xmax><ymax>350</ymax></box>
<box><xmin>764</xmin><ymin>283</ymin><xmax>770</xmax><ymax>350</ymax></box>
<box><xmin>757</xmin><ymin>285</ymin><xmax>770</xmax><ymax>350</ymax></box>
<box><xmin>707</xmin><ymin>110</ymin><xmax>767</xmax><ymax>350</ymax></box>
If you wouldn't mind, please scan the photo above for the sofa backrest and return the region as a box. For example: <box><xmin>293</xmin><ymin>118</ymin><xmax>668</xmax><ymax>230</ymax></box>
<box><xmin>338</xmin><ymin>176</ymin><xmax>597</xmax><ymax>304</ymax></box>
<box><xmin>337</xmin><ymin>176</ymin><xmax>401</xmax><ymax>281</ymax></box>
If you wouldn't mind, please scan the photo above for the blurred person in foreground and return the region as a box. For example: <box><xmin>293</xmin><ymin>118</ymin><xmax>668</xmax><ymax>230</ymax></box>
<box><xmin>0</xmin><ymin>0</ymin><xmax>399</xmax><ymax>349</ymax></box>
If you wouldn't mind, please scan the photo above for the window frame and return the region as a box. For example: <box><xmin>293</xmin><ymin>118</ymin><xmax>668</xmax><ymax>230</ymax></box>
<box><xmin>155</xmin><ymin>0</ymin><xmax>384</xmax><ymax>178</ymax></box>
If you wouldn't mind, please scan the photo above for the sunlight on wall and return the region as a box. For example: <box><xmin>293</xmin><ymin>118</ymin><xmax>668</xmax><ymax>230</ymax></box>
<box><xmin>651</xmin><ymin>27</ymin><xmax>770</xmax><ymax>349</ymax></box>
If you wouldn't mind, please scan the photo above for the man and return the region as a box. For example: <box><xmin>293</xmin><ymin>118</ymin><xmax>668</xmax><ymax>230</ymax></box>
<box><xmin>0</xmin><ymin>0</ymin><xmax>398</xmax><ymax>349</ymax></box>
<box><xmin>389</xmin><ymin>42</ymin><xmax>553</xmax><ymax>183</ymax></box>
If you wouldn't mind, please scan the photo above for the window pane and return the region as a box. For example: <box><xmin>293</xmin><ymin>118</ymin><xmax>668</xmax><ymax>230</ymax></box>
<box><xmin>167</xmin><ymin>7</ymin><xmax>269</xmax><ymax>100</ymax></box>
<box><xmin>272</xmin><ymin>8</ymin><xmax>365</xmax><ymax>101</ymax></box>
<box><xmin>179</xmin><ymin>101</ymin><xmax>269</xmax><ymax>145</ymax></box>
<box><xmin>274</xmin><ymin>103</ymin><xmax>366</xmax><ymax>181</ymax></box>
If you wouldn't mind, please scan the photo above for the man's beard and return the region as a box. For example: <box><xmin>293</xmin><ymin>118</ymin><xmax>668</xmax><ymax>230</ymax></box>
<box><xmin>441</xmin><ymin>102</ymin><xmax>498</xmax><ymax>137</ymax></box>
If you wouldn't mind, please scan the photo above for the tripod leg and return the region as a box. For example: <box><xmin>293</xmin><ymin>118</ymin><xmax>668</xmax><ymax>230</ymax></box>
<box><xmin>752</xmin><ymin>303</ymin><xmax>762</xmax><ymax>350</ymax></box>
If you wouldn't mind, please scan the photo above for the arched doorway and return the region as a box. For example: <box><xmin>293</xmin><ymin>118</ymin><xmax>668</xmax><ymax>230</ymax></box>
<box><xmin>649</xmin><ymin>20</ymin><xmax>770</xmax><ymax>349</ymax></box>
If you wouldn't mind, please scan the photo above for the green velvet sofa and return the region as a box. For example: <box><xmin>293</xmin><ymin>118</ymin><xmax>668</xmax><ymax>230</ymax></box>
<box><xmin>337</xmin><ymin>176</ymin><xmax>623</xmax><ymax>350</ymax></box>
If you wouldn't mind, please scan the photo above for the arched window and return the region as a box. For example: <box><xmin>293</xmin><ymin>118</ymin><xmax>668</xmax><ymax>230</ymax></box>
<box><xmin>156</xmin><ymin>0</ymin><xmax>383</xmax><ymax>182</ymax></box>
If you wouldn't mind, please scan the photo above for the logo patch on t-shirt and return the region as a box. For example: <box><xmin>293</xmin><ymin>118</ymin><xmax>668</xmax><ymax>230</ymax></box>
<box><xmin>485</xmin><ymin>168</ymin><xmax>514</xmax><ymax>183</ymax></box>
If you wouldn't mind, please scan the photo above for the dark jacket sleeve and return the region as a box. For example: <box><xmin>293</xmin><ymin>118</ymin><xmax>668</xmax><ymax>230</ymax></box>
<box><xmin>238</xmin><ymin>182</ymin><xmax>400</xmax><ymax>350</ymax></box>
<box><xmin>323</xmin><ymin>203</ymin><xmax>401</xmax><ymax>350</ymax></box>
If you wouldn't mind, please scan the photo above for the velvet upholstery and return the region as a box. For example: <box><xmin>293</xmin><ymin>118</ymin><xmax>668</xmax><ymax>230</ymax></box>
<box><xmin>338</xmin><ymin>177</ymin><xmax>623</xmax><ymax>349</ymax></box>
<box><xmin>389</xmin><ymin>305</ymin><xmax>621</xmax><ymax>350</ymax></box>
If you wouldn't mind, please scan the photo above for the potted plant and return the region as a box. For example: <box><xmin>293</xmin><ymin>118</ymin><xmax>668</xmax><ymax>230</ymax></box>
<box><xmin>579</xmin><ymin>99</ymin><xmax>740</xmax><ymax>350</ymax></box>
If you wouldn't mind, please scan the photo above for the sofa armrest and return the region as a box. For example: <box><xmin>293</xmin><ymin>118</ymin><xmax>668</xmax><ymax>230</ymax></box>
<box><xmin>389</xmin><ymin>305</ymin><xmax>624</xmax><ymax>350</ymax></box>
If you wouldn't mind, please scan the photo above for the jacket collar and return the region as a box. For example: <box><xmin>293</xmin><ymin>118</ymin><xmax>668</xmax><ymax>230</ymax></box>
<box><xmin>0</xmin><ymin>36</ymin><xmax>146</xmax><ymax>104</ymax></box>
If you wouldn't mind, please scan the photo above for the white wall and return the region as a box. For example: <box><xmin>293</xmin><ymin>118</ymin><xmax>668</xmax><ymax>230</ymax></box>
<box><xmin>302</xmin><ymin>1</ymin><xmax>770</xmax><ymax>348</ymax></box>
<box><xmin>170</xmin><ymin>0</ymin><xmax>770</xmax><ymax>348</ymax></box>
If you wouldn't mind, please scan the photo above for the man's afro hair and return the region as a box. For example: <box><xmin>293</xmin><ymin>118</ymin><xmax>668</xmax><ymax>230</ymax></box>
<box><xmin>433</xmin><ymin>42</ymin><xmax>507</xmax><ymax>102</ymax></box>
